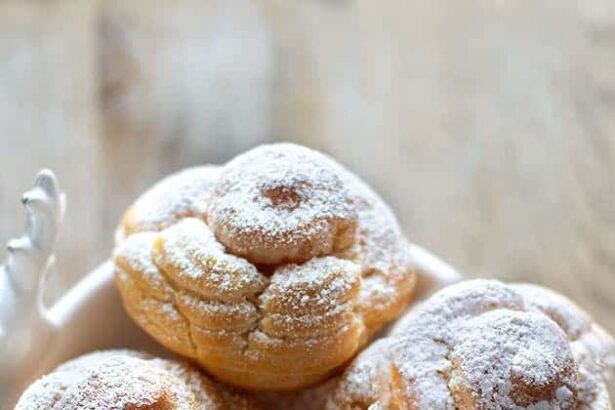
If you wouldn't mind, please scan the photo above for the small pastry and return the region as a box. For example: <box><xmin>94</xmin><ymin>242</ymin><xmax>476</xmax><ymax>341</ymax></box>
<box><xmin>113</xmin><ymin>143</ymin><xmax>417</xmax><ymax>390</ymax></box>
<box><xmin>328</xmin><ymin>279</ymin><xmax>615</xmax><ymax>409</ymax></box>
<box><xmin>14</xmin><ymin>350</ymin><xmax>259</xmax><ymax>410</ymax></box>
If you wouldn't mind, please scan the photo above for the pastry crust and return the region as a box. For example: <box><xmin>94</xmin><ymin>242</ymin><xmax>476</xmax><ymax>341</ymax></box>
<box><xmin>14</xmin><ymin>350</ymin><xmax>260</xmax><ymax>410</ymax></box>
<box><xmin>207</xmin><ymin>146</ymin><xmax>357</xmax><ymax>265</ymax></box>
<box><xmin>328</xmin><ymin>279</ymin><xmax>615</xmax><ymax>409</ymax></box>
<box><xmin>113</xmin><ymin>143</ymin><xmax>417</xmax><ymax>391</ymax></box>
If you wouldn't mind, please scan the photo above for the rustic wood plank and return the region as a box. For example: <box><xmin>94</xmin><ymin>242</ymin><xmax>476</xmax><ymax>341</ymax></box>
<box><xmin>0</xmin><ymin>0</ymin><xmax>613</xmax><ymax>347</ymax></box>
<box><xmin>261</xmin><ymin>0</ymin><xmax>615</xmax><ymax>334</ymax></box>
<box><xmin>0</xmin><ymin>0</ymin><xmax>102</xmax><ymax>303</ymax></box>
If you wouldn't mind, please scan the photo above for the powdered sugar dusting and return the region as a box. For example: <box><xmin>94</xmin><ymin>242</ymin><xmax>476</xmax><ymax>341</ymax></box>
<box><xmin>114</xmin><ymin>231</ymin><xmax>174</xmax><ymax>301</ymax></box>
<box><xmin>511</xmin><ymin>284</ymin><xmax>591</xmax><ymax>340</ymax></box>
<box><xmin>176</xmin><ymin>290</ymin><xmax>259</xmax><ymax>331</ymax></box>
<box><xmin>114</xmin><ymin>143</ymin><xmax>416</xmax><ymax>389</ymax></box>
<box><xmin>448</xmin><ymin>310</ymin><xmax>576</xmax><ymax>409</ymax></box>
<box><xmin>570</xmin><ymin>331</ymin><xmax>615</xmax><ymax>410</ymax></box>
<box><xmin>260</xmin><ymin>257</ymin><xmax>360</xmax><ymax>313</ymax></box>
<box><xmin>326</xmin><ymin>339</ymin><xmax>397</xmax><ymax>409</ymax></box>
<box><xmin>329</xmin><ymin>279</ymin><xmax>615</xmax><ymax>409</ymax></box>
<box><xmin>208</xmin><ymin>143</ymin><xmax>357</xmax><ymax>265</ymax></box>
<box><xmin>14</xmin><ymin>350</ymin><xmax>257</xmax><ymax>410</ymax></box>
<box><xmin>153</xmin><ymin>218</ymin><xmax>267</xmax><ymax>302</ymax></box>
<box><xmin>257</xmin><ymin>257</ymin><xmax>362</xmax><ymax>341</ymax></box>
<box><xmin>122</xmin><ymin>166</ymin><xmax>221</xmax><ymax>236</ymax></box>
<box><xmin>392</xmin><ymin>335</ymin><xmax>454</xmax><ymax>409</ymax></box>
<box><xmin>336</xmin><ymin>169</ymin><xmax>403</xmax><ymax>269</ymax></box>
<box><xmin>334</xmin><ymin>165</ymin><xmax>416</xmax><ymax>330</ymax></box>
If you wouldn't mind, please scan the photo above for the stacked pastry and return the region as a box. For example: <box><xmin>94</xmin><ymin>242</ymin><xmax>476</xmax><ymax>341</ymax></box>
<box><xmin>14</xmin><ymin>144</ymin><xmax>615</xmax><ymax>409</ymax></box>
<box><xmin>113</xmin><ymin>143</ymin><xmax>417</xmax><ymax>390</ymax></box>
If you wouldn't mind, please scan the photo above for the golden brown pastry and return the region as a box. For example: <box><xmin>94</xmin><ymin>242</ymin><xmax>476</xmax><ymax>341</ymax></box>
<box><xmin>113</xmin><ymin>143</ymin><xmax>417</xmax><ymax>390</ymax></box>
<box><xmin>14</xmin><ymin>350</ymin><xmax>259</xmax><ymax>410</ymax></box>
<box><xmin>328</xmin><ymin>279</ymin><xmax>615</xmax><ymax>409</ymax></box>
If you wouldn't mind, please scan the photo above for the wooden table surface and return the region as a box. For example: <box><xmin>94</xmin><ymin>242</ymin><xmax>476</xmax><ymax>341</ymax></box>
<box><xmin>1</xmin><ymin>0</ymin><xmax>614</xmax><ymax>344</ymax></box>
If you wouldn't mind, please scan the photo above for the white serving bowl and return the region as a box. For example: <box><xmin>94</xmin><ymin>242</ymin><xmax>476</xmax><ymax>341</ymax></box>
<box><xmin>2</xmin><ymin>251</ymin><xmax>461</xmax><ymax>409</ymax></box>
<box><xmin>1</xmin><ymin>262</ymin><xmax>163</xmax><ymax>409</ymax></box>
<box><xmin>0</xmin><ymin>171</ymin><xmax>462</xmax><ymax>409</ymax></box>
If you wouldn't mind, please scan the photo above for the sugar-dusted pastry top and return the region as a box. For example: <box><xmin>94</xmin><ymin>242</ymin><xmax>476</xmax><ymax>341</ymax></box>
<box><xmin>14</xmin><ymin>350</ymin><xmax>259</xmax><ymax>410</ymax></box>
<box><xmin>113</xmin><ymin>143</ymin><xmax>416</xmax><ymax>390</ymax></box>
<box><xmin>207</xmin><ymin>145</ymin><xmax>357</xmax><ymax>265</ymax></box>
<box><xmin>328</xmin><ymin>279</ymin><xmax>615</xmax><ymax>409</ymax></box>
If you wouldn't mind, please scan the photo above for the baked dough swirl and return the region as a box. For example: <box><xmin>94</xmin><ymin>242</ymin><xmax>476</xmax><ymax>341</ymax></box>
<box><xmin>328</xmin><ymin>279</ymin><xmax>615</xmax><ymax>409</ymax></box>
<box><xmin>14</xmin><ymin>350</ymin><xmax>259</xmax><ymax>410</ymax></box>
<box><xmin>113</xmin><ymin>143</ymin><xmax>417</xmax><ymax>390</ymax></box>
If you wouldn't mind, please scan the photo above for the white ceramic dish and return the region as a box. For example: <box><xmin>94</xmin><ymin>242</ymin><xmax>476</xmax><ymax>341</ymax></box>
<box><xmin>0</xmin><ymin>171</ymin><xmax>463</xmax><ymax>409</ymax></box>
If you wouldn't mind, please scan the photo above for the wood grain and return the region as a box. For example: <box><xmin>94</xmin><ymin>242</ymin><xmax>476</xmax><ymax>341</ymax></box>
<box><xmin>1</xmin><ymin>0</ymin><xmax>614</xmax><ymax>345</ymax></box>
<box><xmin>0</xmin><ymin>0</ymin><xmax>102</xmax><ymax>303</ymax></box>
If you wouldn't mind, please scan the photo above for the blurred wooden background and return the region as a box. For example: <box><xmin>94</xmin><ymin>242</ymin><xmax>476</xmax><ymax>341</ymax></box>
<box><xmin>1</xmin><ymin>0</ymin><xmax>614</xmax><ymax>338</ymax></box>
